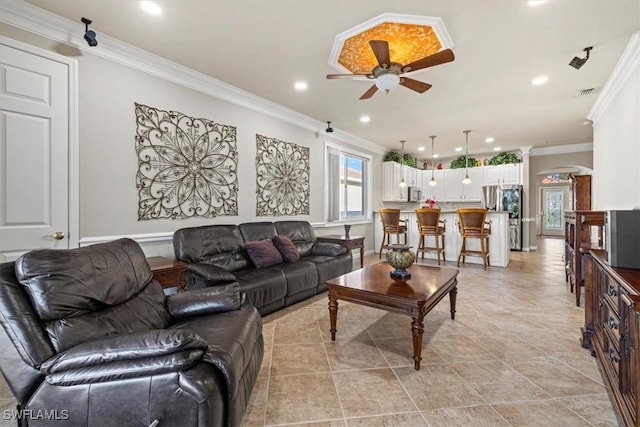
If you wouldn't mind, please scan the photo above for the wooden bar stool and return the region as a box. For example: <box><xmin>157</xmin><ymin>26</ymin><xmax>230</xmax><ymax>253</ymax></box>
<box><xmin>457</xmin><ymin>208</ymin><xmax>491</xmax><ymax>270</ymax></box>
<box><xmin>415</xmin><ymin>208</ymin><xmax>446</xmax><ymax>265</ymax></box>
<box><xmin>378</xmin><ymin>208</ymin><xmax>408</xmax><ymax>258</ymax></box>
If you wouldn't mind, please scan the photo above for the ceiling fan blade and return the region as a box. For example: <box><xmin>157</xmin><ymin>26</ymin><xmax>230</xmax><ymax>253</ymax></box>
<box><xmin>359</xmin><ymin>84</ymin><xmax>378</xmax><ymax>100</ymax></box>
<box><xmin>401</xmin><ymin>49</ymin><xmax>455</xmax><ymax>73</ymax></box>
<box><xmin>326</xmin><ymin>73</ymin><xmax>372</xmax><ymax>79</ymax></box>
<box><xmin>400</xmin><ymin>77</ymin><xmax>432</xmax><ymax>93</ymax></box>
<box><xmin>369</xmin><ymin>40</ymin><xmax>391</xmax><ymax>68</ymax></box>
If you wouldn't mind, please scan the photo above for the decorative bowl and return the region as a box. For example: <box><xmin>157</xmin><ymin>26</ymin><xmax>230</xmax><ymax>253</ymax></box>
<box><xmin>385</xmin><ymin>244</ymin><xmax>415</xmax><ymax>280</ymax></box>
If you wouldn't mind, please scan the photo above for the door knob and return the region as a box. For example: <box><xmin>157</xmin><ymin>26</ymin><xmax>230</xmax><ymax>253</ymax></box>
<box><xmin>50</xmin><ymin>232</ymin><xmax>65</xmax><ymax>240</ymax></box>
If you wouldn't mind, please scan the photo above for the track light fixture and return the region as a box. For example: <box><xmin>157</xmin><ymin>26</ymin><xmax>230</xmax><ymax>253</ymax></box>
<box><xmin>82</xmin><ymin>17</ymin><xmax>98</xmax><ymax>47</ymax></box>
<box><xmin>569</xmin><ymin>46</ymin><xmax>592</xmax><ymax>70</ymax></box>
<box><xmin>325</xmin><ymin>121</ymin><xmax>334</xmax><ymax>133</ymax></box>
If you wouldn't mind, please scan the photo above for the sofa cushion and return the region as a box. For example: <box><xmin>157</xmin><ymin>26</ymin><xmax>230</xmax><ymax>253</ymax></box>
<box><xmin>173</xmin><ymin>225</ymin><xmax>244</xmax><ymax>263</ymax></box>
<box><xmin>274</xmin><ymin>221</ymin><xmax>317</xmax><ymax>256</ymax></box>
<box><xmin>312</xmin><ymin>242</ymin><xmax>347</xmax><ymax>257</ymax></box>
<box><xmin>238</xmin><ymin>222</ymin><xmax>277</xmax><ymax>242</ymax></box>
<box><xmin>245</xmin><ymin>240</ymin><xmax>283</xmax><ymax>269</ymax></box>
<box><xmin>15</xmin><ymin>238</ymin><xmax>152</xmax><ymax>321</ymax></box>
<box><xmin>233</xmin><ymin>268</ymin><xmax>286</xmax><ymax>311</ymax></box>
<box><xmin>272</xmin><ymin>235</ymin><xmax>300</xmax><ymax>263</ymax></box>
<box><xmin>273</xmin><ymin>261</ymin><xmax>317</xmax><ymax>296</ymax></box>
<box><xmin>170</xmin><ymin>304</ymin><xmax>263</xmax><ymax>406</ymax></box>
<box><xmin>14</xmin><ymin>238</ymin><xmax>170</xmax><ymax>352</ymax></box>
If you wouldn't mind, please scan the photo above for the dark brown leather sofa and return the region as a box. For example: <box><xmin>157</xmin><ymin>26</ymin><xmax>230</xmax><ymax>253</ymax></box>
<box><xmin>0</xmin><ymin>238</ymin><xmax>263</xmax><ymax>427</ymax></box>
<box><xmin>173</xmin><ymin>221</ymin><xmax>353</xmax><ymax>316</ymax></box>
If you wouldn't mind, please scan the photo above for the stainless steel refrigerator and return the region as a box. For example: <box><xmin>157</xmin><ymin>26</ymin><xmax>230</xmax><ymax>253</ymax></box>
<box><xmin>500</xmin><ymin>185</ymin><xmax>523</xmax><ymax>251</ymax></box>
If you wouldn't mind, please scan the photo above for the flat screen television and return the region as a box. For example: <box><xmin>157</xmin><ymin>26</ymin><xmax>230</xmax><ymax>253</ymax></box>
<box><xmin>605</xmin><ymin>210</ymin><xmax>640</xmax><ymax>269</ymax></box>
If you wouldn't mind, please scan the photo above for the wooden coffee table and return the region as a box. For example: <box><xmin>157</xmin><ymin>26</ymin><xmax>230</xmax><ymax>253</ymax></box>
<box><xmin>327</xmin><ymin>261</ymin><xmax>459</xmax><ymax>370</ymax></box>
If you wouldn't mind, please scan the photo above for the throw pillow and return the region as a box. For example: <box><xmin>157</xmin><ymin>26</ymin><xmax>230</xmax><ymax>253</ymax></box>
<box><xmin>245</xmin><ymin>239</ymin><xmax>283</xmax><ymax>269</ymax></box>
<box><xmin>272</xmin><ymin>235</ymin><xmax>300</xmax><ymax>263</ymax></box>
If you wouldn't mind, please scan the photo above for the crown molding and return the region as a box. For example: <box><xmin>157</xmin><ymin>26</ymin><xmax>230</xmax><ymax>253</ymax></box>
<box><xmin>587</xmin><ymin>31</ymin><xmax>640</xmax><ymax>123</ymax></box>
<box><xmin>530</xmin><ymin>142</ymin><xmax>593</xmax><ymax>157</ymax></box>
<box><xmin>0</xmin><ymin>1</ymin><xmax>386</xmax><ymax>155</ymax></box>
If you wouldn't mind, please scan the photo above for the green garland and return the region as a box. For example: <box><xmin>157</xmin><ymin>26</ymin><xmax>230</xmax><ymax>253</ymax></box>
<box><xmin>489</xmin><ymin>152</ymin><xmax>521</xmax><ymax>165</ymax></box>
<box><xmin>383</xmin><ymin>151</ymin><xmax>417</xmax><ymax>168</ymax></box>
<box><xmin>449</xmin><ymin>156</ymin><xmax>478</xmax><ymax>169</ymax></box>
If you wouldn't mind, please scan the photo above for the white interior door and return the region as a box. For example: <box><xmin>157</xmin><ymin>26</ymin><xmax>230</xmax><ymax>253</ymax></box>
<box><xmin>0</xmin><ymin>38</ymin><xmax>73</xmax><ymax>261</ymax></box>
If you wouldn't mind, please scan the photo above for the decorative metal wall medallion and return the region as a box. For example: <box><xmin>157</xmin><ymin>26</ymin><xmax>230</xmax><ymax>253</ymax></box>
<box><xmin>255</xmin><ymin>134</ymin><xmax>310</xmax><ymax>216</ymax></box>
<box><xmin>135</xmin><ymin>103</ymin><xmax>238</xmax><ymax>219</ymax></box>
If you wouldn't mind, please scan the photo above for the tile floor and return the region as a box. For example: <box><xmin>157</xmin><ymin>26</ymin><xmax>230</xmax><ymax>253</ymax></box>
<box><xmin>0</xmin><ymin>238</ymin><xmax>620</xmax><ymax>427</ymax></box>
<box><xmin>241</xmin><ymin>238</ymin><xmax>620</xmax><ymax>427</ymax></box>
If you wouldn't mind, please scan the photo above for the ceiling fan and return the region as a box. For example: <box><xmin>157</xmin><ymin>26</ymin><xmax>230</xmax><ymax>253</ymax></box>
<box><xmin>326</xmin><ymin>40</ymin><xmax>455</xmax><ymax>100</ymax></box>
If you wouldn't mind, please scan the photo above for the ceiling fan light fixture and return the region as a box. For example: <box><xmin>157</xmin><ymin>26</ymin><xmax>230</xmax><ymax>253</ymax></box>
<box><xmin>375</xmin><ymin>73</ymin><xmax>400</xmax><ymax>93</ymax></box>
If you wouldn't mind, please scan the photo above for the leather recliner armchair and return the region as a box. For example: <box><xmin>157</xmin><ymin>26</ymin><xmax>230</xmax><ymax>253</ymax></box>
<box><xmin>0</xmin><ymin>238</ymin><xmax>263</xmax><ymax>427</ymax></box>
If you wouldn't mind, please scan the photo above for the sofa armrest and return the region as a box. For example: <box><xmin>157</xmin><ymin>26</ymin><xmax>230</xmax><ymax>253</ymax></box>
<box><xmin>312</xmin><ymin>242</ymin><xmax>347</xmax><ymax>257</ymax></box>
<box><xmin>167</xmin><ymin>283</ymin><xmax>241</xmax><ymax>319</ymax></box>
<box><xmin>40</xmin><ymin>329</ymin><xmax>207</xmax><ymax>375</ymax></box>
<box><xmin>187</xmin><ymin>263</ymin><xmax>237</xmax><ymax>285</ymax></box>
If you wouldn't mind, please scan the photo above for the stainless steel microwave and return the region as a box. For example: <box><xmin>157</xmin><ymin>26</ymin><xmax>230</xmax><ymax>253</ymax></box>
<box><xmin>408</xmin><ymin>186</ymin><xmax>422</xmax><ymax>202</ymax></box>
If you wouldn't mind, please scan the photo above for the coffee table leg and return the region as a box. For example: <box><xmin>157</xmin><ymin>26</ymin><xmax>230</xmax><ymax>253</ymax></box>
<box><xmin>411</xmin><ymin>315</ymin><xmax>425</xmax><ymax>370</ymax></box>
<box><xmin>328</xmin><ymin>295</ymin><xmax>338</xmax><ymax>341</ymax></box>
<box><xmin>449</xmin><ymin>286</ymin><xmax>457</xmax><ymax>320</ymax></box>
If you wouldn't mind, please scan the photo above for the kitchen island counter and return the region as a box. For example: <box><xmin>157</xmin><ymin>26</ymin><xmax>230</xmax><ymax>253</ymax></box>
<box><xmin>373</xmin><ymin>210</ymin><xmax>510</xmax><ymax>267</ymax></box>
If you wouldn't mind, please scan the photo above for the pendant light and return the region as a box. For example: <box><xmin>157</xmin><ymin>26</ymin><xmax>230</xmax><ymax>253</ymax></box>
<box><xmin>462</xmin><ymin>130</ymin><xmax>471</xmax><ymax>185</ymax></box>
<box><xmin>462</xmin><ymin>130</ymin><xmax>472</xmax><ymax>185</ymax></box>
<box><xmin>398</xmin><ymin>140</ymin><xmax>407</xmax><ymax>188</ymax></box>
<box><xmin>428</xmin><ymin>135</ymin><xmax>437</xmax><ymax>187</ymax></box>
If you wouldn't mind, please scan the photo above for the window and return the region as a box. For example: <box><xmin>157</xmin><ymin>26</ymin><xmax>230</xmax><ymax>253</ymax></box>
<box><xmin>325</xmin><ymin>143</ymin><xmax>371</xmax><ymax>223</ymax></box>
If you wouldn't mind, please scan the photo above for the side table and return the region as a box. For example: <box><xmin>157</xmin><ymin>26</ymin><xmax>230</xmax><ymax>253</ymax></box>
<box><xmin>147</xmin><ymin>256</ymin><xmax>187</xmax><ymax>292</ymax></box>
<box><xmin>317</xmin><ymin>235</ymin><xmax>365</xmax><ymax>268</ymax></box>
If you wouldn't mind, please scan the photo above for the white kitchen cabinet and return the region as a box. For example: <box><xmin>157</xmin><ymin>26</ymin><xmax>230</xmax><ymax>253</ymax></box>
<box><xmin>407</xmin><ymin>167</ymin><xmax>419</xmax><ymax>187</ymax></box>
<box><xmin>462</xmin><ymin>167</ymin><xmax>484</xmax><ymax>201</ymax></box>
<box><xmin>423</xmin><ymin>169</ymin><xmax>445</xmax><ymax>202</ymax></box>
<box><xmin>482</xmin><ymin>163</ymin><xmax>522</xmax><ymax>186</ymax></box>
<box><xmin>444</xmin><ymin>169</ymin><xmax>463</xmax><ymax>201</ymax></box>
<box><xmin>382</xmin><ymin>161</ymin><xmax>408</xmax><ymax>202</ymax></box>
<box><xmin>483</xmin><ymin>166</ymin><xmax>501</xmax><ymax>185</ymax></box>
<box><xmin>501</xmin><ymin>163</ymin><xmax>522</xmax><ymax>185</ymax></box>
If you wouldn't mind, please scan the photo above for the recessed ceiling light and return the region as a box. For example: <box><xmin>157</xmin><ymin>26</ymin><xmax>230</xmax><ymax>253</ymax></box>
<box><xmin>140</xmin><ymin>1</ymin><xmax>162</xmax><ymax>15</ymax></box>
<box><xmin>433</xmin><ymin>154</ymin><xmax>439</xmax><ymax>159</ymax></box>
<box><xmin>493</xmin><ymin>147</ymin><xmax>501</xmax><ymax>151</ymax></box>
<box><xmin>528</xmin><ymin>0</ymin><xmax>546</xmax><ymax>6</ymax></box>
<box><xmin>359</xmin><ymin>115</ymin><xmax>370</xmax><ymax>123</ymax></box>
<box><xmin>455</xmin><ymin>147</ymin><xmax>463</xmax><ymax>152</ymax></box>
<box><xmin>417</xmin><ymin>146</ymin><xmax>425</xmax><ymax>151</ymax></box>
<box><xmin>485</xmin><ymin>137</ymin><xmax>495</xmax><ymax>143</ymax></box>
<box><xmin>294</xmin><ymin>81</ymin><xmax>307</xmax><ymax>91</ymax></box>
<box><xmin>531</xmin><ymin>75</ymin><xmax>549</xmax><ymax>86</ymax></box>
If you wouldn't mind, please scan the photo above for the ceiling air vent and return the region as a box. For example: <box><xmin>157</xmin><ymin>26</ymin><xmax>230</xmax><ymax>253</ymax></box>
<box><xmin>576</xmin><ymin>87</ymin><xmax>599</xmax><ymax>97</ymax></box>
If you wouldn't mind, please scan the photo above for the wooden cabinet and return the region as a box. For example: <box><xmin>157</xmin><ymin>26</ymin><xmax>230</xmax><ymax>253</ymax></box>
<box><xmin>564</xmin><ymin>211</ymin><xmax>605</xmax><ymax>306</ymax></box>
<box><xmin>570</xmin><ymin>174</ymin><xmax>591</xmax><ymax>210</ymax></box>
<box><xmin>583</xmin><ymin>250</ymin><xmax>640</xmax><ymax>427</ymax></box>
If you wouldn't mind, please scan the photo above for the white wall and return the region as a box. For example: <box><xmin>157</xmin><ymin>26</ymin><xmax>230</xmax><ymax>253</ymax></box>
<box><xmin>590</xmin><ymin>33</ymin><xmax>640</xmax><ymax>210</ymax></box>
<box><xmin>0</xmin><ymin>22</ymin><xmax>382</xmax><ymax>257</ymax></box>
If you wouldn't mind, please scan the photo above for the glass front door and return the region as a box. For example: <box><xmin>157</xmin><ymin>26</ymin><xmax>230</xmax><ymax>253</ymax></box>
<box><xmin>541</xmin><ymin>187</ymin><xmax>567</xmax><ymax>236</ymax></box>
